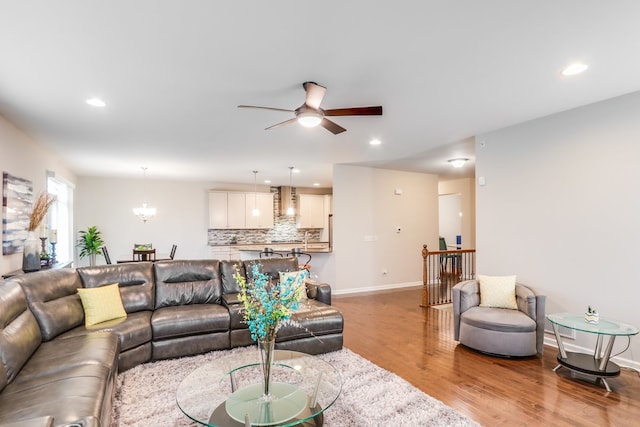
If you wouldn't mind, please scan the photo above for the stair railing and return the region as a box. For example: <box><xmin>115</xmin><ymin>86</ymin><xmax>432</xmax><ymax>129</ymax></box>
<box><xmin>421</xmin><ymin>244</ymin><xmax>476</xmax><ymax>307</ymax></box>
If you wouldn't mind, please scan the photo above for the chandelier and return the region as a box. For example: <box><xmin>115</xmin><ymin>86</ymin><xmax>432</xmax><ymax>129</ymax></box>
<box><xmin>133</xmin><ymin>167</ymin><xmax>156</xmax><ymax>223</ymax></box>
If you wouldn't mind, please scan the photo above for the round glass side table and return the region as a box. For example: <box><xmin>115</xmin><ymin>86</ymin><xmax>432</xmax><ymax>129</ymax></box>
<box><xmin>547</xmin><ymin>313</ymin><xmax>638</xmax><ymax>391</ymax></box>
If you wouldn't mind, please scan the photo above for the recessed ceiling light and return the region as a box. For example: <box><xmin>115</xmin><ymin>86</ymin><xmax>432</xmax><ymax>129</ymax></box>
<box><xmin>313</xmin><ymin>183</ymin><xmax>320</xmax><ymax>187</ymax></box>
<box><xmin>448</xmin><ymin>158</ymin><xmax>469</xmax><ymax>168</ymax></box>
<box><xmin>264</xmin><ymin>179</ymin><xmax>271</xmax><ymax>184</ymax></box>
<box><xmin>292</xmin><ymin>169</ymin><xmax>301</xmax><ymax>173</ymax></box>
<box><xmin>561</xmin><ymin>63</ymin><xmax>588</xmax><ymax>76</ymax></box>
<box><xmin>370</xmin><ymin>138</ymin><xmax>382</xmax><ymax>146</ymax></box>
<box><xmin>86</xmin><ymin>97</ymin><xmax>106</xmax><ymax>107</ymax></box>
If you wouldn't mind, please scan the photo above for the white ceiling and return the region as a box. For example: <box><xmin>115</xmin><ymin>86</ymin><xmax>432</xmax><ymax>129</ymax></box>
<box><xmin>1</xmin><ymin>1</ymin><xmax>639</xmax><ymax>187</ymax></box>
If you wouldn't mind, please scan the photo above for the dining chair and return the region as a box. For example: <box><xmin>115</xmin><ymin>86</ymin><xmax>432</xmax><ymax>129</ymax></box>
<box><xmin>439</xmin><ymin>237</ymin><xmax>461</xmax><ymax>273</ymax></box>
<box><xmin>157</xmin><ymin>244</ymin><xmax>178</xmax><ymax>261</ymax></box>
<box><xmin>101</xmin><ymin>246</ymin><xmax>112</xmax><ymax>265</ymax></box>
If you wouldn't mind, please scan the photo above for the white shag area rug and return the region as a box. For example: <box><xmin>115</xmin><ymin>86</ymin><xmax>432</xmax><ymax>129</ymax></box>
<box><xmin>110</xmin><ymin>347</ymin><xmax>479</xmax><ymax>426</ymax></box>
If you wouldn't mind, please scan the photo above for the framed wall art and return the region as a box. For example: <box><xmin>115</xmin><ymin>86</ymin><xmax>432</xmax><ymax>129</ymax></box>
<box><xmin>2</xmin><ymin>172</ymin><xmax>33</xmax><ymax>255</ymax></box>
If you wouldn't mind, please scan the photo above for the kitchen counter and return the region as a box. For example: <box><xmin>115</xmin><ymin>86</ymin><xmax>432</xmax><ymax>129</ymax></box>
<box><xmin>209</xmin><ymin>242</ymin><xmax>331</xmax><ymax>253</ymax></box>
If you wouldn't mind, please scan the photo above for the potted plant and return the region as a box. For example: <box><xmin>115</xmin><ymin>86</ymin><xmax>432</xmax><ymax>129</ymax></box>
<box><xmin>76</xmin><ymin>226</ymin><xmax>105</xmax><ymax>266</ymax></box>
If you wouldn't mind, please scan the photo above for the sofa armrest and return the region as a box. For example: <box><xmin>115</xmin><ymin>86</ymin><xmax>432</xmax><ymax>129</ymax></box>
<box><xmin>515</xmin><ymin>283</ymin><xmax>537</xmax><ymax>319</ymax></box>
<box><xmin>452</xmin><ymin>280</ymin><xmax>479</xmax><ymax>340</ymax></box>
<box><xmin>535</xmin><ymin>294</ymin><xmax>546</xmax><ymax>355</ymax></box>
<box><xmin>305</xmin><ymin>280</ymin><xmax>331</xmax><ymax>305</ymax></box>
<box><xmin>515</xmin><ymin>283</ymin><xmax>546</xmax><ymax>356</ymax></box>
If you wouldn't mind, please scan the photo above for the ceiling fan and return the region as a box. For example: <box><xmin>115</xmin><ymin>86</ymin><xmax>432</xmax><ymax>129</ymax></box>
<box><xmin>238</xmin><ymin>81</ymin><xmax>383</xmax><ymax>134</ymax></box>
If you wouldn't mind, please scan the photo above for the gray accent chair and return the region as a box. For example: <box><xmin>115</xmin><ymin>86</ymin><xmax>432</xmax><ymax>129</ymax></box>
<box><xmin>453</xmin><ymin>280</ymin><xmax>546</xmax><ymax>357</ymax></box>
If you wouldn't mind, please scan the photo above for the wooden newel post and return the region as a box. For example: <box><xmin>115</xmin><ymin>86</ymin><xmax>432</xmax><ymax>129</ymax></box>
<box><xmin>421</xmin><ymin>244</ymin><xmax>429</xmax><ymax>307</ymax></box>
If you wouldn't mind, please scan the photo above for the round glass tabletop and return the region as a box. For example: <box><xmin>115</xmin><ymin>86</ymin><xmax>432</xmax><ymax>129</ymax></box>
<box><xmin>547</xmin><ymin>312</ymin><xmax>639</xmax><ymax>336</ymax></box>
<box><xmin>176</xmin><ymin>349</ymin><xmax>342</xmax><ymax>427</ymax></box>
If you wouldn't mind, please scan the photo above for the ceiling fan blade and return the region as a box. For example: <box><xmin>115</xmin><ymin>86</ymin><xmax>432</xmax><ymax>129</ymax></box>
<box><xmin>320</xmin><ymin>118</ymin><xmax>347</xmax><ymax>134</ymax></box>
<box><xmin>265</xmin><ymin>117</ymin><xmax>298</xmax><ymax>130</ymax></box>
<box><xmin>324</xmin><ymin>106</ymin><xmax>383</xmax><ymax>116</ymax></box>
<box><xmin>303</xmin><ymin>82</ymin><xmax>326</xmax><ymax>110</ymax></box>
<box><xmin>238</xmin><ymin>105</ymin><xmax>294</xmax><ymax>113</ymax></box>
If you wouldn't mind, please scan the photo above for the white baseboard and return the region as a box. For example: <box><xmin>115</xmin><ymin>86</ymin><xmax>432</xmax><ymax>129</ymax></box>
<box><xmin>543</xmin><ymin>335</ymin><xmax>640</xmax><ymax>372</ymax></box>
<box><xmin>333</xmin><ymin>281</ymin><xmax>421</xmax><ymax>296</ymax></box>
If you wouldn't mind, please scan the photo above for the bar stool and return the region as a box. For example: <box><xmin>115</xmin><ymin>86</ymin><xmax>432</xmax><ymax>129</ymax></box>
<box><xmin>287</xmin><ymin>248</ymin><xmax>312</xmax><ymax>269</ymax></box>
<box><xmin>259</xmin><ymin>247</ymin><xmax>283</xmax><ymax>258</ymax></box>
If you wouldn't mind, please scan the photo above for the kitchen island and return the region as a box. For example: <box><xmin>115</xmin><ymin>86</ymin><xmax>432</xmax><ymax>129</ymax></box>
<box><xmin>209</xmin><ymin>241</ymin><xmax>335</xmax><ymax>285</ymax></box>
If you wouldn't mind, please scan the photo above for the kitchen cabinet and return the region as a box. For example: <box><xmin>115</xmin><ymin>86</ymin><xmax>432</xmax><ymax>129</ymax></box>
<box><xmin>245</xmin><ymin>192</ymin><xmax>274</xmax><ymax>229</ymax></box>
<box><xmin>208</xmin><ymin>191</ymin><xmax>247</xmax><ymax>229</ymax></box>
<box><xmin>297</xmin><ymin>194</ymin><xmax>325</xmax><ymax>229</ymax></box>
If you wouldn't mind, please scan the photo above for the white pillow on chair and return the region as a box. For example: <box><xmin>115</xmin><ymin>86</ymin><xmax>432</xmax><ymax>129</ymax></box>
<box><xmin>478</xmin><ymin>275</ymin><xmax>518</xmax><ymax>309</ymax></box>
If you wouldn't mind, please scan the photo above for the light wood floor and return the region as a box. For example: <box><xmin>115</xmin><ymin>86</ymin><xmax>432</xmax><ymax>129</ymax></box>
<box><xmin>332</xmin><ymin>287</ymin><xmax>640</xmax><ymax>426</ymax></box>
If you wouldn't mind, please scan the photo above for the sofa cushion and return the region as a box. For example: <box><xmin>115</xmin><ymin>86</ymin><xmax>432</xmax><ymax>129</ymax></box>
<box><xmin>10</xmin><ymin>269</ymin><xmax>85</xmax><ymax>341</ymax></box>
<box><xmin>0</xmin><ymin>416</ymin><xmax>54</xmax><ymax>427</ymax></box>
<box><xmin>78</xmin><ymin>263</ymin><xmax>155</xmax><ymax>313</ymax></box>
<box><xmin>151</xmin><ymin>304</ymin><xmax>230</xmax><ymax>339</ymax></box>
<box><xmin>9</xmin><ymin>332</ymin><xmax>119</xmax><ymax>384</ymax></box>
<box><xmin>276</xmin><ymin>300</ymin><xmax>344</xmax><ymax>342</ymax></box>
<box><xmin>77</xmin><ymin>284</ymin><xmax>127</xmax><ymax>326</ymax></box>
<box><xmin>219</xmin><ymin>260</ymin><xmax>244</xmax><ymax>294</ymax></box>
<box><xmin>0</xmin><ymin>282</ymin><xmax>42</xmax><ymax>390</ymax></box>
<box><xmin>460</xmin><ymin>306</ymin><xmax>536</xmax><ymax>333</ymax></box>
<box><xmin>61</xmin><ymin>311</ymin><xmax>152</xmax><ymax>353</ymax></box>
<box><xmin>153</xmin><ymin>260</ymin><xmax>223</xmax><ymax>308</ymax></box>
<box><xmin>478</xmin><ymin>274</ymin><xmax>518</xmax><ymax>309</ymax></box>
<box><xmin>279</xmin><ymin>270</ymin><xmax>309</xmax><ymax>300</ymax></box>
<box><xmin>0</xmin><ymin>332</ymin><xmax>118</xmax><ymax>426</ymax></box>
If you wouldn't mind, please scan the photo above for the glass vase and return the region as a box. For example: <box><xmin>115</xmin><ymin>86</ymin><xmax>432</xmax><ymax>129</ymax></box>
<box><xmin>22</xmin><ymin>231</ymin><xmax>41</xmax><ymax>272</ymax></box>
<box><xmin>257</xmin><ymin>338</ymin><xmax>275</xmax><ymax>400</ymax></box>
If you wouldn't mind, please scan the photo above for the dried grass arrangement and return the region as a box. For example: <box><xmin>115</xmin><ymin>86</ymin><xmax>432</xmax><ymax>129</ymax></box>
<box><xmin>28</xmin><ymin>192</ymin><xmax>57</xmax><ymax>231</ymax></box>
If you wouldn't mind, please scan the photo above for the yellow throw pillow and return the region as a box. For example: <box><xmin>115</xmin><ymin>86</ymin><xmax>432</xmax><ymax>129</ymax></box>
<box><xmin>478</xmin><ymin>275</ymin><xmax>518</xmax><ymax>309</ymax></box>
<box><xmin>279</xmin><ymin>270</ymin><xmax>309</xmax><ymax>300</ymax></box>
<box><xmin>77</xmin><ymin>283</ymin><xmax>127</xmax><ymax>327</ymax></box>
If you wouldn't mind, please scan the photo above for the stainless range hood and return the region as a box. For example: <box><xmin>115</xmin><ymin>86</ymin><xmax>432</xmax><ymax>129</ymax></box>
<box><xmin>279</xmin><ymin>186</ymin><xmax>296</xmax><ymax>216</ymax></box>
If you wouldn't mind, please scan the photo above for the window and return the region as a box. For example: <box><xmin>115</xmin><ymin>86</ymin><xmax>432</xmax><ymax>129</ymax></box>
<box><xmin>47</xmin><ymin>173</ymin><xmax>74</xmax><ymax>263</ymax></box>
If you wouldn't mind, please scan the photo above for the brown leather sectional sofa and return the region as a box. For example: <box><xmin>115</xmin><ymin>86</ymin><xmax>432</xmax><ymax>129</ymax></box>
<box><xmin>0</xmin><ymin>257</ymin><xmax>343</xmax><ymax>427</ymax></box>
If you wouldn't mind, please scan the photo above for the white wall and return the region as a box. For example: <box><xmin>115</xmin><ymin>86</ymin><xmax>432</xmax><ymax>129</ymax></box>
<box><xmin>75</xmin><ymin>177</ymin><xmax>214</xmax><ymax>266</ymax></box>
<box><xmin>333</xmin><ymin>165</ymin><xmax>439</xmax><ymax>293</ymax></box>
<box><xmin>0</xmin><ymin>114</ymin><xmax>76</xmax><ymax>274</ymax></box>
<box><xmin>439</xmin><ymin>178</ymin><xmax>476</xmax><ymax>249</ymax></box>
<box><xmin>476</xmin><ymin>90</ymin><xmax>640</xmax><ymax>367</ymax></box>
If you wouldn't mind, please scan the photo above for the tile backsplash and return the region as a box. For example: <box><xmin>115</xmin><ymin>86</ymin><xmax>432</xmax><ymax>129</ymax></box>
<box><xmin>207</xmin><ymin>187</ymin><xmax>323</xmax><ymax>245</ymax></box>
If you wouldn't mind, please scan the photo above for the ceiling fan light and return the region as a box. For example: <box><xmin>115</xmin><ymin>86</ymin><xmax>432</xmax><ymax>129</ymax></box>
<box><xmin>86</xmin><ymin>97</ymin><xmax>106</xmax><ymax>107</ymax></box>
<box><xmin>297</xmin><ymin>112</ymin><xmax>322</xmax><ymax>128</ymax></box>
<box><xmin>561</xmin><ymin>63</ymin><xmax>588</xmax><ymax>76</ymax></box>
<box><xmin>448</xmin><ymin>158</ymin><xmax>468</xmax><ymax>168</ymax></box>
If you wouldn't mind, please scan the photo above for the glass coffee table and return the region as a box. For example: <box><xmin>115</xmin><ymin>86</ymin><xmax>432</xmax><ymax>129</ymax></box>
<box><xmin>547</xmin><ymin>313</ymin><xmax>639</xmax><ymax>391</ymax></box>
<box><xmin>176</xmin><ymin>349</ymin><xmax>342</xmax><ymax>426</ymax></box>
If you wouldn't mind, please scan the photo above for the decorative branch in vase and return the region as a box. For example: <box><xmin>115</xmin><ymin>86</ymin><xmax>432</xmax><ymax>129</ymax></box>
<box><xmin>233</xmin><ymin>264</ymin><xmax>308</xmax><ymax>400</ymax></box>
<box><xmin>23</xmin><ymin>192</ymin><xmax>57</xmax><ymax>272</ymax></box>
